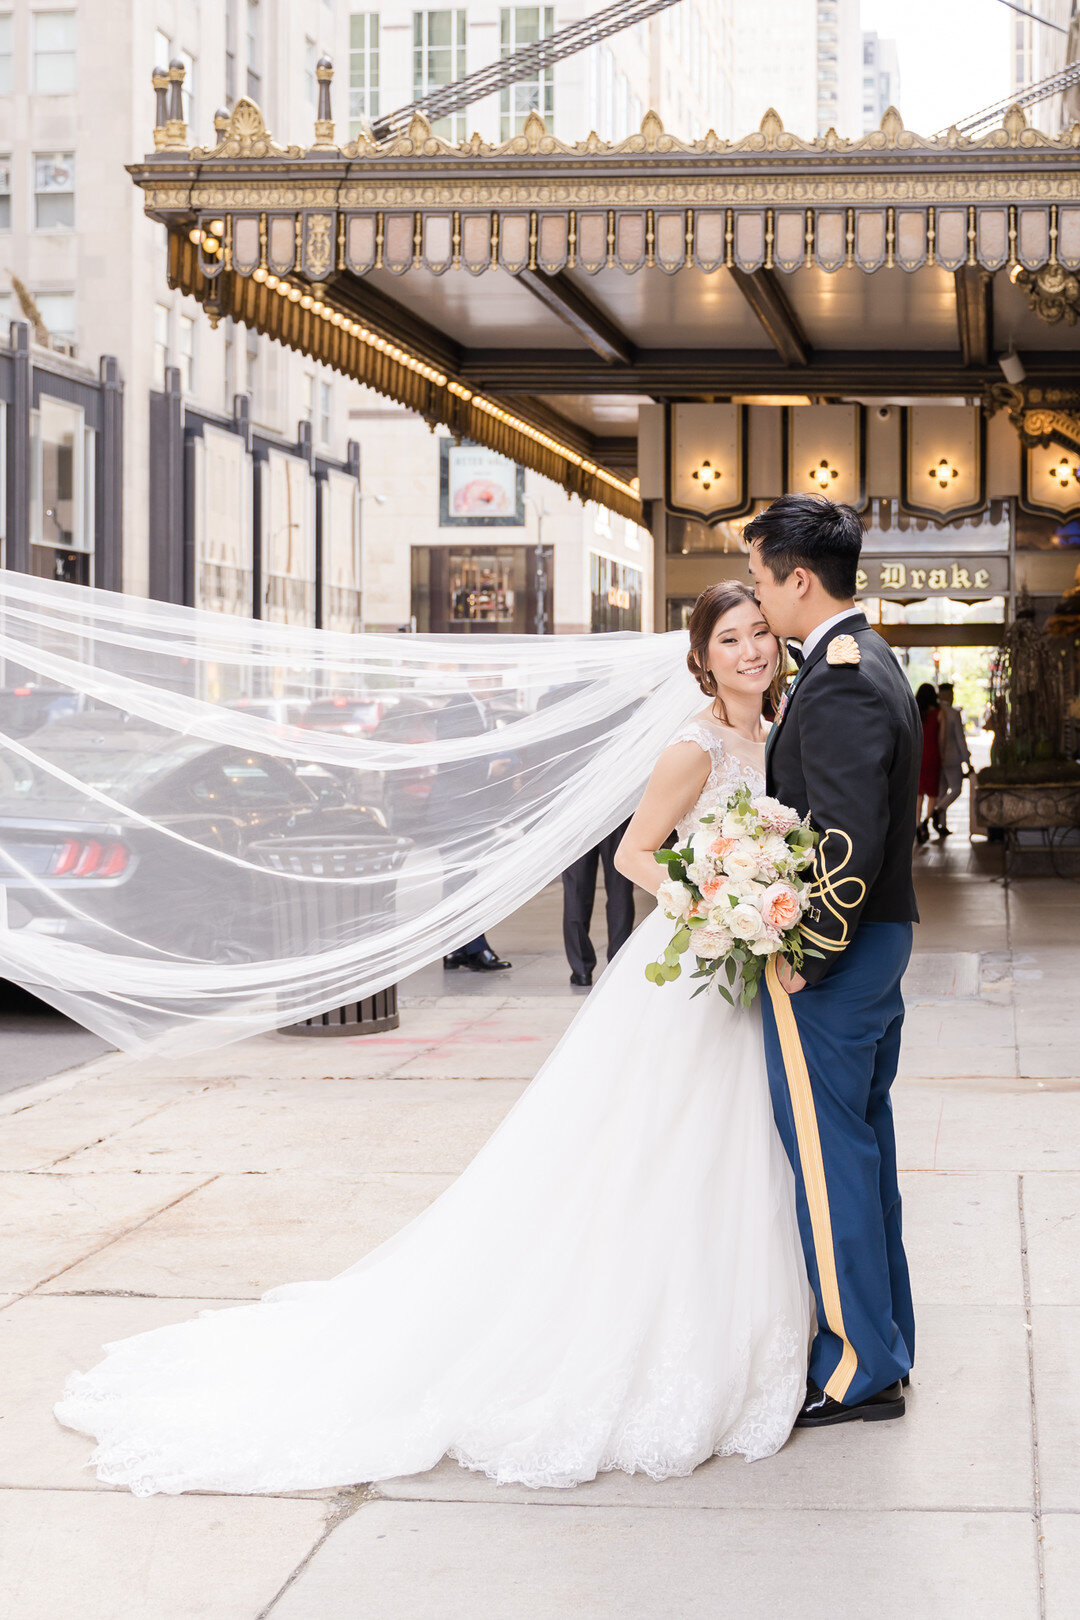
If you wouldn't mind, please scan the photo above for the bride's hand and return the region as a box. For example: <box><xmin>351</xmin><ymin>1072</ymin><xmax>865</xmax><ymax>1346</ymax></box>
<box><xmin>776</xmin><ymin>958</ymin><xmax>806</xmax><ymax>995</ymax></box>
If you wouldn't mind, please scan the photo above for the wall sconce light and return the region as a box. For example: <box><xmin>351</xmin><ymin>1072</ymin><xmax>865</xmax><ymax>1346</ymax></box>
<box><xmin>691</xmin><ymin>459</ymin><xmax>721</xmax><ymax>492</ymax></box>
<box><xmin>1050</xmin><ymin>455</ymin><xmax>1080</xmax><ymax>489</ymax></box>
<box><xmin>928</xmin><ymin>457</ymin><xmax>960</xmax><ymax>489</ymax></box>
<box><xmin>809</xmin><ymin>459</ymin><xmax>839</xmax><ymax>491</ymax></box>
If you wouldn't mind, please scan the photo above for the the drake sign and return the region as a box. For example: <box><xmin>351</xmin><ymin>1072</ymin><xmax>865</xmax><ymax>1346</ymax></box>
<box><xmin>856</xmin><ymin>555</ymin><xmax>1008</xmax><ymax>598</ymax></box>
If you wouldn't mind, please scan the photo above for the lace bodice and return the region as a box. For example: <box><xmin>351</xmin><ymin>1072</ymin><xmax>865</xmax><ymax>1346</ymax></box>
<box><xmin>672</xmin><ymin>720</ymin><xmax>767</xmax><ymax>844</ymax></box>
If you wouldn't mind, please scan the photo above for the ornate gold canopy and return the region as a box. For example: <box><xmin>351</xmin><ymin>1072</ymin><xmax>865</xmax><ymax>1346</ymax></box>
<box><xmin>131</xmin><ymin>66</ymin><xmax>1080</xmax><ymax>520</ymax></box>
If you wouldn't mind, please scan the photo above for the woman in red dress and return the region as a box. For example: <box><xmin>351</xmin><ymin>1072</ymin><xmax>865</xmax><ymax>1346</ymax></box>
<box><xmin>915</xmin><ymin>683</ymin><xmax>944</xmax><ymax>844</ymax></box>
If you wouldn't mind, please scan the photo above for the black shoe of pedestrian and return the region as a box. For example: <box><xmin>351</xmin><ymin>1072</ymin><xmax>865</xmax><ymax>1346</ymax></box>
<box><xmin>936</xmin><ymin>821</ymin><xmax>952</xmax><ymax>838</ymax></box>
<box><xmin>915</xmin><ymin>820</ymin><xmax>930</xmax><ymax>845</ymax></box>
<box><xmin>570</xmin><ymin>971</ymin><xmax>593</xmax><ymax>987</ymax></box>
<box><xmin>466</xmin><ymin>947</ymin><xmax>511</xmax><ymax>972</ymax></box>
<box><xmin>794</xmin><ymin>1380</ymin><xmax>905</xmax><ymax>1428</ymax></box>
<box><xmin>902</xmin><ymin>1373</ymin><xmax>911</xmax><ymax>1388</ymax></box>
<box><xmin>443</xmin><ymin>950</ymin><xmax>468</xmax><ymax>969</ymax></box>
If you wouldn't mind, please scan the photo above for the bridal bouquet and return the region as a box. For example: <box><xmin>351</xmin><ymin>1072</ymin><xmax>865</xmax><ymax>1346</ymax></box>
<box><xmin>646</xmin><ymin>787</ymin><xmax>821</xmax><ymax>1007</ymax></box>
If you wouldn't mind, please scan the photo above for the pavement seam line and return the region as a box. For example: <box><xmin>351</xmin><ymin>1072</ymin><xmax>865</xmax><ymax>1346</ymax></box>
<box><xmin>43</xmin><ymin>1085</ymin><xmax>218</xmax><ymax>1171</ymax></box>
<box><xmin>17</xmin><ymin>1174</ymin><xmax>220</xmax><ymax>1296</ymax></box>
<box><xmin>1018</xmin><ymin>1172</ymin><xmax>1047</xmax><ymax>1620</ymax></box>
<box><xmin>256</xmin><ymin>1487</ymin><xmax>377</xmax><ymax>1618</ymax></box>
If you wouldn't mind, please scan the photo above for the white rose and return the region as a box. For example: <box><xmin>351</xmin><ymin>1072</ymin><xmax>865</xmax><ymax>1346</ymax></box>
<box><xmin>729</xmin><ymin>902</ymin><xmax>766</xmax><ymax>942</ymax></box>
<box><xmin>693</xmin><ymin>925</ymin><xmax>733</xmax><ymax>959</ymax></box>
<box><xmin>749</xmin><ymin>929</ymin><xmax>782</xmax><ymax>956</ymax></box>
<box><xmin>656</xmin><ymin>878</ymin><xmax>693</xmax><ymax>920</ymax></box>
<box><xmin>721</xmin><ymin>845</ymin><xmax>761</xmax><ymax>883</ymax></box>
<box><xmin>720</xmin><ymin>811</ymin><xmax>750</xmax><ymax>840</ymax></box>
<box><xmin>686</xmin><ymin>858</ymin><xmax>715</xmax><ymax>889</ymax></box>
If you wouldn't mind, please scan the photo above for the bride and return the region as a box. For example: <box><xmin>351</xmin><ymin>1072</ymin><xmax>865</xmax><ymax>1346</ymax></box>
<box><xmin>55</xmin><ymin>581</ymin><xmax>811</xmax><ymax>1497</ymax></box>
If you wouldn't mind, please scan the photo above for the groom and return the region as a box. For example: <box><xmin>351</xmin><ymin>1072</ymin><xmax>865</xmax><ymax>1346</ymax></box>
<box><xmin>746</xmin><ymin>494</ymin><xmax>922</xmax><ymax>1428</ymax></box>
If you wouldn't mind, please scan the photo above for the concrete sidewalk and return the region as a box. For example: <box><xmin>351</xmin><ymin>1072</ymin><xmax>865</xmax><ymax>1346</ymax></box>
<box><xmin>1</xmin><ymin>834</ymin><xmax>1076</xmax><ymax>1619</ymax></box>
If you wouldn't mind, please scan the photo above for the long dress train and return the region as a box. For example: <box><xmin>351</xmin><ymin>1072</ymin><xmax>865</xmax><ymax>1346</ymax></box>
<box><xmin>55</xmin><ymin>724</ymin><xmax>810</xmax><ymax>1496</ymax></box>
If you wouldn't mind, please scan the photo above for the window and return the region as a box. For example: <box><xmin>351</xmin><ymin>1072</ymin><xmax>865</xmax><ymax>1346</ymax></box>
<box><xmin>35</xmin><ymin>291</ymin><xmax>76</xmax><ymax>353</ymax></box>
<box><xmin>246</xmin><ymin>328</ymin><xmax>259</xmax><ymax>413</ymax></box>
<box><xmin>34</xmin><ymin>153</ymin><xmax>74</xmax><ymax>228</ymax></box>
<box><xmin>246</xmin><ymin>0</ymin><xmax>261</xmax><ymax>101</ymax></box>
<box><xmin>154</xmin><ymin>26</ymin><xmax>169</xmax><ymax>68</ymax></box>
<box><xmin>30</xmin><ymin>395</ymin><xmax>87</xmax><ymax>556</ymax></box>
<box><xmin>0</xmin><ymin>154</ymin><xmax>9</xmax><ymax>230</ymax></box>
<box><xmin>177</xmin><ymin>313</ymin><xmax>195</xmax><ymax>392</ymax></box>
<box><xmin>318</xmin><ymin>380</ymin><xmax>332</xmax><ymax>446</ymax></box>
<box><xmin>600</xmin><ymin>46</ymin><xmax>615</xmax><ymax>140</ymax></box>
<box><xmin>616</xmin><ymin>70</ymin><xmax>630</xmax><ymax>140</ymax></box>
<box><xmin>413</xmin><ymin>10</ymin><xmax>466</xmax><ymax>142</ymax></box>
<box><xmin>0</xmin><ymin>291</ymin><xmax>11</xmax><ymax>337</ymax></box>
<box><xmin>0</xmin><ymin>14</ymin><xmax>12</xmax><ymax>95</ymax></box>
<box><xmin>499</xmin><ymin>7</ymin><xmax>554</xmax><ymax>141</ymax></box>
<box><xmin>349</xmin><ymin>12</ymin><xmax>380</xmax><ymax>134</ymax></box>
<box><xmin>180</xmin><ymin>49</ymin><xmax>195</xmax><ymax>133</ymax></box>
<box><xmin>32</xmin><ymin>10</ymin><xmax>76</xmax><ymax>94</ymax></box>
<box><xmin>225</xmin><ymin>0</ymin><xmax>236</xmax><ymax>104</ymax></box>
<box><xmin>305</xmin><ymin>37</ymin><xmax>316</xmax><ymax>104</ymax></box>
<box><xmin>154</xmin><ymin>304</ymin><xmax>170</xmax><ymax>382</ymax></box>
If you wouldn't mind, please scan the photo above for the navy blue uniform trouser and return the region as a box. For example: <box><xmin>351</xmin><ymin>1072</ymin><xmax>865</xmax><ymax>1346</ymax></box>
<box><xmin>762</xmin><ymin>922</ymin><xmax>915</xmax><ymax>1405</ymax></box>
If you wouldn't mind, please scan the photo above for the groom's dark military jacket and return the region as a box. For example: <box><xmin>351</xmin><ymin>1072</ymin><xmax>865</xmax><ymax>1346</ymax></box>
<box><xmin>765</xmin><ymin>611</ymin><xmax>921</xmax><ymax>986</ymax></box>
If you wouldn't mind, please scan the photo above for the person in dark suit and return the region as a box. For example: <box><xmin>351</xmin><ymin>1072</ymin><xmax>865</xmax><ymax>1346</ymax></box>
<box><xmin>426</xmin><ymin>686</ymin><xmax>511</xmax><ymax>973</ymax></box>
<box><xmin>746</xmin><ymin>493</ymin><xmax>922</xmax><ymax>1431</ymax></box>
<box><xmin>559</xmin><ymin>820</ymin><xmax>635</xmax><ymax>988</ymax></box>
<box><xmin>533</xmin><ymin>683</ymin><xmax>637</xmax><ymax>988</ymax></box>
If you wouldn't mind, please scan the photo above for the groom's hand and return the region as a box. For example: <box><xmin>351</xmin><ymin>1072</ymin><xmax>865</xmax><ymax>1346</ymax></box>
<box><xmin>776</xmin><ymin>958</ymin><xmax>806</xmax><ymax>995</ymax></box>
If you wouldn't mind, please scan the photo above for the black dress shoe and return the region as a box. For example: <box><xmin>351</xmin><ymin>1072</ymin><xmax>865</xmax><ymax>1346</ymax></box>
<box><xmin>915</xmin><ymin>820</ymin><xmax>930</xmax><ymax>845</ymax></box>
<box><xmin>569</xmin><ymin>971</ymin><xmax>593</xmax><ymax>987</ymax></box>
<box><xmin>443</xmin><ymin>949</ymin><xmax>468</xmax><ymax>969</ymax></box>
<box><xmin>795</xmin><ymin>1380</ymin><xmax>905</xmax><ymax>1428</ymax></box>
<box><xmin>465</xmin><ymin>947</ymin><xmax>511</xmax><ymax>972</ymax></box>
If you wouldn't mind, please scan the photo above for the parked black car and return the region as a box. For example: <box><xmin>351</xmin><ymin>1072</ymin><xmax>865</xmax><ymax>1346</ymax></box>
<box><xmin>0</xmin><ymin>718</ymin><xmax>385</xmax><ymax>960</ymax></box>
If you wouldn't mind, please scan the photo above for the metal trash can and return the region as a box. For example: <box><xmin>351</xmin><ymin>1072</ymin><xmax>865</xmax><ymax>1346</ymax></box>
<box><xmin>248</xmin><ymin>832</ymin><xmax>412</xmax><ymax>1037</ymax></box>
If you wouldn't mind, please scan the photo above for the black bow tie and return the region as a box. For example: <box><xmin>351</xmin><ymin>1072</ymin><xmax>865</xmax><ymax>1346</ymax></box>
<box><xmin>788</xmin><ymin>644</ymin><xmax>805</xmax><ymax>669</ymax></box>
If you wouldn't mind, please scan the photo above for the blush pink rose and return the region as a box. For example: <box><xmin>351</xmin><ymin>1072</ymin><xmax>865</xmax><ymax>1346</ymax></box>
<box><xmin>761</xmin><ymin>881</ymin><xmax>801</xmax><ymax>933</ymax></box>
<box><xmin>708</xmin><ymin>835</ymin><xmax>737</xmax><ymax>861</ymax></box>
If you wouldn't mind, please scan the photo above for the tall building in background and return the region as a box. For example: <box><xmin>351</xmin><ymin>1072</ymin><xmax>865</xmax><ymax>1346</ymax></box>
<box><xmin>731</xmin><ymin>0</ymin><xmax>863</xmax><ymax>139</ymax></box>
<box><xmin>1009</xmin><ymin>0</ymin><xmax>1074</xmax><ymax>131</ymax></box>
<box><xmin>861</xmin><ymin>29</ymin><xmax>901</xmax><ymax>131</ymax></box>
<box><xmin>0</xmin><ymin>1</ymin><xmax>353</xmax><ymax>597</ymax></box>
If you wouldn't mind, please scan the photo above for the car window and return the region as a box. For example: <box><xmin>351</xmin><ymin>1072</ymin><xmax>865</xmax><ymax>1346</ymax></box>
<box><xmin>186</xmin><ymin>753</ymin><xmax>313</xmax><ymax>807</ymax></box>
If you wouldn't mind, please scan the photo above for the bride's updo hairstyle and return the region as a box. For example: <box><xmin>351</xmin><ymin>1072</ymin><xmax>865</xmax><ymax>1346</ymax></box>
<box><xmin>686</xmin><ymin>580</ymin><xmax>787</xmax><ymax>723</ymax></box>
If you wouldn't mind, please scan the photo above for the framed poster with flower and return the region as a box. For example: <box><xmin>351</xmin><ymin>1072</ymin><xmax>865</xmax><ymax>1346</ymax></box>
<box><xmin>439</xmin><ymin>438</ymin><xmax>525</xmax><ymax>527</ymax></box>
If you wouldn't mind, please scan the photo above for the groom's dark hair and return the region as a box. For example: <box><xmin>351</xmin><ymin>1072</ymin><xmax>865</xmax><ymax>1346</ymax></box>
<box><xmin>744</xmin><ymin>494</ymin><xmax>864</xmax><ymax>600</ymax></box>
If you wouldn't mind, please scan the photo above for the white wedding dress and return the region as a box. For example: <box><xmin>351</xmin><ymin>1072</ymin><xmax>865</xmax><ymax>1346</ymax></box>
<box><xmin>55</xmin><ymin>722</ymin><xmax>810</xmax><ymax>1496</ymax></box>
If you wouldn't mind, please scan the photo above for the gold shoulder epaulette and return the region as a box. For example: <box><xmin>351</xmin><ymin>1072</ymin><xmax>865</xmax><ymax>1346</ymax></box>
<box><xmin>826</xmin><ymin>634</ymin><xmax>861</xmax><ymax>666</ymax></box>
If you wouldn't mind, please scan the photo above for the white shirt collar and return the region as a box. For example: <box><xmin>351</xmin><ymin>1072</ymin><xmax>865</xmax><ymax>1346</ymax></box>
<box><xmin>799</xmin><ymin>607</ymin><xmax>860</xmax><ymax>663</ymax></box>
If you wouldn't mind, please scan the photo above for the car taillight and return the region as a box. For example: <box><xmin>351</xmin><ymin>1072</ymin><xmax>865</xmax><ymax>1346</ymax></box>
<box><xmin>48</xmin><ymin>839</ymin><xmax>130</xmax><ymax>878</ymax></box>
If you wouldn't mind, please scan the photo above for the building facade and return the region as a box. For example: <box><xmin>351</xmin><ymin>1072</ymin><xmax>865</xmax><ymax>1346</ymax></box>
<box><xmin>2</xmin><ymin>0</ymin><xmax>872</xmax><ymax>630</ymax></box>
<box><xmin>1009</xmin><ymin>0</ymin><xmax>1075</xmax><ymax>132</ymax></box>
<box><xmin>0</xmin><ymin>0</ymin><xmax>355</xmax><ymax>598</ymax></box>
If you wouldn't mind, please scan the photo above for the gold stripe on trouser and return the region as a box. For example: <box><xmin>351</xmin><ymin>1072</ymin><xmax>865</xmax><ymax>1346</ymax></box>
<box><xmin>765</xmin><ymin>956</ymin><xmax>859</xmax><ymax>1403</ymax></box>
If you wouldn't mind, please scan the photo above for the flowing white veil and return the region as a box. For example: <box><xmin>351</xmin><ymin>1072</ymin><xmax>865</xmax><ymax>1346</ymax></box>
<box><xmin>0</xmin><ymin>573</ymin><xmax>700</xmax><ymax>1055</ymax></box>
